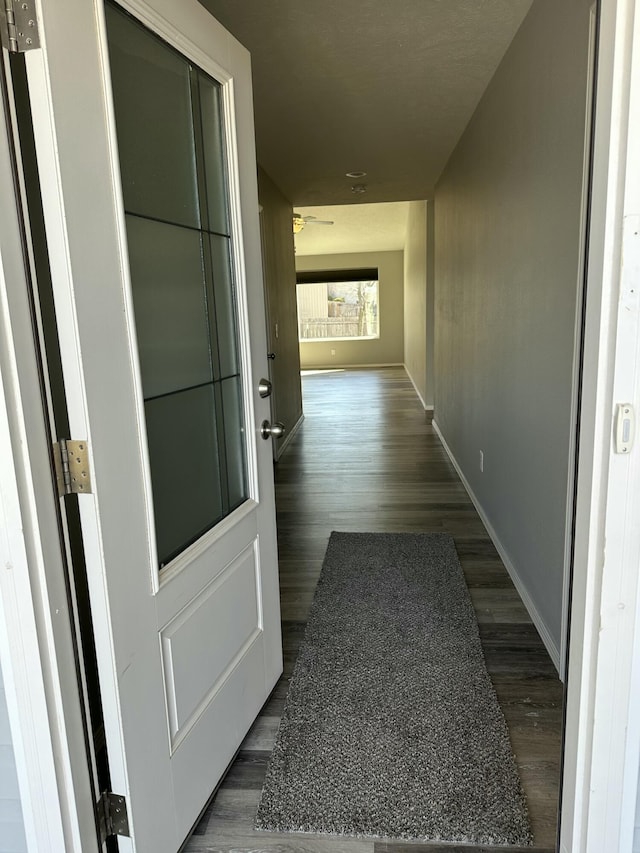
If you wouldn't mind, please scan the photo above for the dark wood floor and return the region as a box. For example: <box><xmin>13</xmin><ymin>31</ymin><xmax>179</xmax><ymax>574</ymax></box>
<box><xmin>186</xmin><ymin>366</ymin><xmax>562</xmax><ymax>853</ymax></box>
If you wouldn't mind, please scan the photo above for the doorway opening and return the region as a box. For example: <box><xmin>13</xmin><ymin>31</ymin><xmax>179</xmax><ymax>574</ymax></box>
<box><xmin>233</xmin><ymin>0</ymin><xmax>599</xmax><ymax>844</ymax></box>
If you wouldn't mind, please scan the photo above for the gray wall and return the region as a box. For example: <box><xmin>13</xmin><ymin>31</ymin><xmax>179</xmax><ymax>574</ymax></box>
<box><xmin>403</xmin><ymin>201</ymin><xmax>435</xmax><ymax>408</ymax></box>
<box><xmin>434</xmin><ymin>0</ymin><xmax>592</xmax><ymax>655</ymax></box>
<box><xmin>258</xmin><ymin>167</ymin><xmax>303</xmax><ymax>448</ymax></box>
<box><xmin>426</xmin><ymin>204</ymin><xmax>435</xmax><ymax>407</ymax></box>
<box><xmin>0</xmin><ymin>661</ymin><xmax>27</xmax><ymax>853</ymax></box>
<box><xmin>403</xmin><ymin>202</ymin><xmax>427</xmax><ymax>404</ymax></box>
<box><xmin>297</xmin><ymin>251</ymin><xmax>404</xmax><ymax>369</ymax></box>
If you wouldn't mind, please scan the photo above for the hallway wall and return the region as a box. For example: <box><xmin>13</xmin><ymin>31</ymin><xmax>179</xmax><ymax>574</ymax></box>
<box><xmin>433</xmin><ymin>0</ymin><xmax>593</xmax><ymax>659</ymax></box>
<box><xmin>258</xmin><ymin>167</ymin><xmax>303</xmax><ymax>447</ymax></box>
<box><xmin>403</xmin><ymin>201</ymin><xmax>435</xmax><ymax>408</ymax></box>
<box><xmin>296</xmin><ymin>251</ymin><xmax>404</xmax><ymax>369</ymax></box>
<box><xmin>403</xmin><ymin>202</ymin><xmax>427</xmax><ymax>404</ymax></box>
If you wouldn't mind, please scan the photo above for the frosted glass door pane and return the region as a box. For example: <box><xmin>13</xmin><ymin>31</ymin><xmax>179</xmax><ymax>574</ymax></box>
<box><xmin>145</xmin><ymin>386</ymin><xmax>223</xmax><ymax>567</ymax></box>
<box><xmin>126</xmin><ymin>216</ymin><xmax>212</xmax><ymax>398</ymax></box>
<box><xmin>106</xmin><ymin>2</ymin><xmax>249</xmax><ymax>570</ymax></box>
<box><xmin>106</xmin><ymin>4</ymin><xmax>200</xmax><ymax>228</ymax></box>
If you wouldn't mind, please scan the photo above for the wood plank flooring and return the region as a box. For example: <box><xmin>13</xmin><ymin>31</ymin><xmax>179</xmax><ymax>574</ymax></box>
<box><xmin>186</xmin><ymin>367</ymin><xmax>562</xmax><ymax>853</ymax></box>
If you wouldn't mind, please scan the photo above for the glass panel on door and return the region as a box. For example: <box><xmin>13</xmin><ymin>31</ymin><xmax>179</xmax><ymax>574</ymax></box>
<box><xmin>105</xmin><ymin>2</ymin><xmax>248</xmax><ymax>568</ymax></box>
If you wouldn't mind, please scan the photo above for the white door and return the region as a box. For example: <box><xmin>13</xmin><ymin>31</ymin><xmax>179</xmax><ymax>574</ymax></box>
<box><xmin>22</xmin><ymin>1</ymin><xmax>282</xmax><ymax>850</ymax></box>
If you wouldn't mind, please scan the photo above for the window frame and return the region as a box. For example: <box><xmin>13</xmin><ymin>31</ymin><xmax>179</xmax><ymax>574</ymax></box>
<box><xmin>296</xmin><ymin>268</ymin><xmax>380</xmax><ymax>344</ymax></box>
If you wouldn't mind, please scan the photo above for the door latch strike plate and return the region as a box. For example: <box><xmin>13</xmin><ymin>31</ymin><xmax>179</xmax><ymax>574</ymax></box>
<box><xmin>53</xmin><ymin>439</ymin><xmax>92</xmax><ymax>496</ymax></box>
<box><xmin>615</xmin><ymin>403</ymin><xmax>635</xmax><ymax>454</ymax></box>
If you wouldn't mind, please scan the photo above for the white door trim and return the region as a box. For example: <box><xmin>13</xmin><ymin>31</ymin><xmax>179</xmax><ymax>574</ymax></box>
<box><xmin>561</xmin><ymin>0</ymin><xmax>640</xmax><ymax>850</ymax></box>
<box><xmin>0</xmin><ymin>302</ymin><xmax>67</xmax><ymax>853</ymax></box>
<box><xmin>0</xmin><ymin>50</ymin><xmax>96</xmax><ymax>853</ymax></box>
<box><xmin>560</xmin><ymin>3</ymin><xmax>599</xmax><ymax>681</ymax></box>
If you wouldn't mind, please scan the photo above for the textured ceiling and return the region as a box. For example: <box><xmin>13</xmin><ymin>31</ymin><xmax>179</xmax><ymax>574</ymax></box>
<box><xmin>294</xmin><ymin>202</ymin><xmax>410</xmax><ymax>257</ymax></box>
<box><xmin>200</xmin><ymin>0</ymin><xmax>533</xmax><ymax>205</ymax></box>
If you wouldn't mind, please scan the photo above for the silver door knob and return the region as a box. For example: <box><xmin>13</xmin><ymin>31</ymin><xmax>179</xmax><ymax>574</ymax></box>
<box><xmin>260</xmin><ymin>420</ymin><xmax>286</xmax><ymax>440</ymax></box>
<box><xmin>258</xmin><ymin>378</ymin><xmax>272</xmax><ymax>398</ymax></box>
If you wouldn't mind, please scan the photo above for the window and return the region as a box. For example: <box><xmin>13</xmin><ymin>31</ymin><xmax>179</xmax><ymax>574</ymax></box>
<box><xmin>296</xmin><ymin>269</ymin><xmax>379</xmax><ymax>342</ymax></box>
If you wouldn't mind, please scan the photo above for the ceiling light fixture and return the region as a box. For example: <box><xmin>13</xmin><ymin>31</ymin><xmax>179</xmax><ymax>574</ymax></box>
<box><xmin>351</xmin><ymin>184</ymin><xmax>367</xmax><ymax>194</ymax></box>
<box><xmin>346</xmin><ymin>170</ymin><xmax>367</xmax><ymax>179</ymax></box>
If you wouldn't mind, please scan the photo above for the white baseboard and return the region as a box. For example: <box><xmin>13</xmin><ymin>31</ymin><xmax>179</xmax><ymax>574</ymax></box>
<box><xmin>276</xmin><ymin>412</ymin><xmax>304</xmax><ymax>458</ymax></box>
<box><xmin>402</xmin><ymin>364</ymin><xmax>433</xmax><ymax>411</ymax></box>
<box><xmin>432</xmin><ymin>419</ymin><xmax>561</xmax><ymax>674</ymax></box>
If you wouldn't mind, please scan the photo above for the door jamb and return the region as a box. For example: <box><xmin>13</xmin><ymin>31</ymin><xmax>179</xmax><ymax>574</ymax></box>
<box><xmin>561</xmin><ymin>0</ymin><xmax>640</xmax><ymax>850</ymax></box>
<box><xmin>560</xmin><ymin>3</ymin><xmax>599</xmax><ymax>681</ymax></box>
<box><xmin>0</xmin><ymin>48</ymin><xmax>97</xmax><ymax>853</ymax></box>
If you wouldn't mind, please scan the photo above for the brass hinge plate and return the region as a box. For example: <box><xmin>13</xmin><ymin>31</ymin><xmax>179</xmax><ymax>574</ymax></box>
<box><xmin>97</xmin><ymin>791</ymin><xmax>130</xmax><ymax>843</ymax></box>
<box><xmin>53</xmin><ymin>439</ymin><xmax>92</xmax><ymax>497</ymax></box>
<box><xmin>1</xmin><ymin>0</ymin><xmax>40</xmax><ymax>53</ymax></box>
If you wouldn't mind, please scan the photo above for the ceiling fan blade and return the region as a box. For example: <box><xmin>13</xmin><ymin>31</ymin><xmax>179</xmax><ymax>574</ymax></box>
<box><xmin>292</xmin><ymin>213</ymin><xmax>334</xmax><ymax>234</ymax></box>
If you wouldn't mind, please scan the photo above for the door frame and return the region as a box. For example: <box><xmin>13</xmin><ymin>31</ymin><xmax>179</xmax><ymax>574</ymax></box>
<box><xmin>1</xmin><ymin>0</ymin><xmax>640</xmax><ymax>851</ymax></box>
<box><xmin>0</xmin><ymin>46</ymin><xmax>97</xmax><ymax>853</ymax></box>
<box><xmin>560</xmin><ymin>0</ymin><xmax>640</xmax><ymax>850</ymax></box>
<box><xmin>560</xmin><ymin>2</ymin><xmax>599</xmax><ymax>680</ymax></box>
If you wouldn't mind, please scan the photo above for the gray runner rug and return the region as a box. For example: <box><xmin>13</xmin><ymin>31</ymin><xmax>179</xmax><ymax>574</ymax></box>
<box><xmin>255</xmin><ymin>532</ymin><xmax>532</xmax><ymax>846</ymax></box>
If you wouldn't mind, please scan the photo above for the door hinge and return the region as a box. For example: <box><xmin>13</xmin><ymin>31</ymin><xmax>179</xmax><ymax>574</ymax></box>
<box><xmin>53</xmin><ymin>439</ymin><xmax>92</xmax><ymax>496</ymax></box>
<box><xmin>97</xmin><ymin>791</ymin><xmax>130</xmax><ymax>843</ymax></box>
<box><xmin>1</xmin><ymin>0</ymin><xmax>40</xmax><ymax>53</ymax></box>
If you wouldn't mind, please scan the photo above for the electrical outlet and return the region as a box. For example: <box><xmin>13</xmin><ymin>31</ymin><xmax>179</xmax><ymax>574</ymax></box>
<box><xmin>479</xmin><ymin>450</ymin><xmax>484</xmax><ymax>473</ymax></box>
<box><xmin>331</xmin><ymin>349</ymin><xmax>336</xmax><ymax>356</ymax></box>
